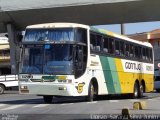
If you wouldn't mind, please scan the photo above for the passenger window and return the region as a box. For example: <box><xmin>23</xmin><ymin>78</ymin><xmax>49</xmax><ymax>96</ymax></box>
<box><xmin>90</xmin><ymin>33</ymin><xmax>102</xmax><ymax>52</ymax></box>
<box><xmin>149</xmin><ymin>49</ymin><xmax>153</xmax><ymax>62</ymax></box>
<box><xmin>142</xmin><ymin>48</ymin><xmax>146</xmax><ymax>60</ymax></box>
<box><xmin>96</xmin><ymin>35</ymin><xmax>102</xmax><ymax>52</ymax></box>
<box><xmin>90</xmin><ymin>34</ymin><xmax>96</xmax><ymax>51</ymax></box>
<box><xmin>135</xmin><ymin>45</ymin><xmax>139</xmax><ymax>58</ymax></box>
<box><xmin>139</xmin><ymin>47</ymin><xmax>142</xmax><ymax>59</ymax></box>
<box><xmin>108</xmin><ymin>38</ymin><xmax>114</xmax><ymax>54</ymax></box>
<box><xmin>120</xmin><ymin>41</ymin><xmax>124</xmax><ymax>56</ymax></box>
<box><xmin>103</xmin><ymin>37</ymin><xmax>109</xmax><ymax>53</ymax></box>
<box><xmin>130</xmin><ymin>44</ymin><xmax>134</xmax><ymax>57</ymax></box>
<box><xmin>115</xmin><ymin>40</ymin><xmax>120</xmax><ymax>55</ymax></box>
<box><xmin>146</xmin><ymin>48</ymin><xmax>149</xmax><ymax>61</ymax></box>
<box><xmin>125</xmin><ymin>43</ymin><xmax>130</xmax><ymax>57</ymax></box>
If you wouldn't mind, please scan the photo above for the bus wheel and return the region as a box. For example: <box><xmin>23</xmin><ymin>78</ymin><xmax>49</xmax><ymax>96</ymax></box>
<box><xmin>132</xmin><ymin>82</ymin><xmax>139</xmax><ymax>99</ymax></box>
<box><xmin>138</xmin><ymin>83</ymin><xmax>144</xmax><ymax>98</ymax></box>
<box><xmin>43</xmin><ymin>96</ymin><xmax>53</xmax><ymax>103</ymax></box>
<box><xmin>0</xmin><ymin>84</ymin><xmax>5</xmax><ymax>94</ymax></box>
<box><xmin>87</xmin><ymin>82</ymin><xmax>97</xmax><ymax>102</ymax></box>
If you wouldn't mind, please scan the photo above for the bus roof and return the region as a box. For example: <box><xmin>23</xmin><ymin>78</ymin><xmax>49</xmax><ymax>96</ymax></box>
<box><xmin>26</xmin><ymin>22</ymin><xmax>89</xmax><ymax>29</ymax></box>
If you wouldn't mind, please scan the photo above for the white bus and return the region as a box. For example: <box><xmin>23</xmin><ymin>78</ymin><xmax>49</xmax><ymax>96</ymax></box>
<box><xmin>19</xmin><ymin>23</ymin><xmax>154</xmax><ymax>103</ymax></box>
<box><xmin>0</xmin><ymin>37</ymin><xmax>18</xmax><ymax>94</ymax></box>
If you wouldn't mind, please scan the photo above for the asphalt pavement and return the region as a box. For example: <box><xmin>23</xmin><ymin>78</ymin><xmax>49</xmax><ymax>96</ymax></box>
<box><xmin>0</xmin><ymin>91</ymin><xmax>160</xmax><ymax>120</ymax></box>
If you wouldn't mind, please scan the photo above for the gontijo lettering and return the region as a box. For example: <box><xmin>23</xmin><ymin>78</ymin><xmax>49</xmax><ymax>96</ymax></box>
<box><xmin>125</xmin><ymin>62</ymin><xmax>141</xmax><ymax>70</ymax></box>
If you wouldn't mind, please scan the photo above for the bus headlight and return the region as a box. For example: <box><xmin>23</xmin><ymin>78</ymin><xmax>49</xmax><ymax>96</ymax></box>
<box><xmin>20</xmin><ymin>85</ymin><xmax>29</xmax><ymax>93</ymax></box>
<box><xmin>59</xmin><ymin>87</ymin><xmax>67</xmax><ymax>90</ymax></box>
<box><xmin>20</xmin><ymin>85</ymin><xmax>28</xmax><ymax>89</ymax></box>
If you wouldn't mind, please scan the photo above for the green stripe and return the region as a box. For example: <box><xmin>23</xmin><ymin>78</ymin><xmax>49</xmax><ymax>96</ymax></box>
<box><xmin>99</xmin><ymin>56</ymin><xmax>121</xmax><ymax>94</ymax></box>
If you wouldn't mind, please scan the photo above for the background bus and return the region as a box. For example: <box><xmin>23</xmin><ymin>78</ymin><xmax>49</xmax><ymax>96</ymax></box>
<box><xmin>0</xmin><ymin>37</ymin><xmax>11</xmax><ymax>75</ymax></box>
<box><xmin>19</xmin><ymin>23</ymin><xmax>154</xmax><ymax>103</ymax></box>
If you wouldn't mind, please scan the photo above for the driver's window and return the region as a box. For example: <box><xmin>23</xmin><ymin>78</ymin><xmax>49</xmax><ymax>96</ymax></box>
<box><xmin>75</xmin><ymin>46</ymin><xmax>83</xmax><ymax>69</ymax></box>
<box><xmin>74</xmin><ymin>44</ymin><xmax>87</xmax><ymax>79</ymax></box>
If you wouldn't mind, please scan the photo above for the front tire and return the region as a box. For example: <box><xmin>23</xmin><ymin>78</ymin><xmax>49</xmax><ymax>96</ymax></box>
<box><xmin>86</xmin><ymin>82</ymin><xmax>97</xmax><ymax>102</ymax></box>
<box><xmin>43</xmin><ymin>96</ymin><xmax>53</xmax><ymax>103</ymax></box>
<box><xmin>0</xmin><ymin>85</ymin><xmax>5</xmax><ymax>94</ymax></box>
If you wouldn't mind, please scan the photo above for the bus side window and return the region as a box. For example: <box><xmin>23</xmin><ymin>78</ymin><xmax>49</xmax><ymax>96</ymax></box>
<box><xmin>90</xmin><ymin>33</ymin><xmax>96</xmax><ymax>51</ymax></box>
<box><xmin>108</xmin><ymin>38</ymin><xmax>114</xmax><ymax>54</ymax></box>
<box><xmin>90</xmin><ymin>44</ymin><xmax>94</xmax><ymax>50</ymax></box>
<box><xmin>125</xmin><ymin>43</ymin><xmax>130</xmax><ymax>57</ymax></box>
<box><xmin>103</xmin><ymin>37</ymin><xmax>109</xmax><ymax>53</ymax></box>
<box><xmin>142</xmin><ymin>47</ymin><xmax>146</xmax><ymax>60</ymax></box>
<box><xmin>130</xmin><ymin>44</ymin><xmax>134</xmax><ymax>57</ymax></box>
<box><xmin>95</xmin><ymin>35</ymin><xmax>102</xmax><ymax>52</ymax></box>
<box><xmin>115</xmin><ymin>40</ymin><xmax>120</xmax><ymax>55</ymax></box>
<box><xmin>135</xmin><ymin>45</ymin><xmax>139</xmax><ymax>59</ymax></box>
<box><xmin>146</xmin><ymin>48</ymin><xmax>149</xmax><ymax>61</ymax></box>
<box><xmin>120</xmin><ymin>41</ymin><xmax>124</xmax><ymax>56</ymax></box>
<box><xmin>139</xmin><ymin>46</ymin><xmax>142</xmax><ymax>59</ymax></box>
<box><xmin>90</xmin><ymin>33</ymin><xmax>102</xmax><ymax>53</ymax></box>
<box><xmin>149</xmin><ymin>49</ymin><xmax>153</xmax><ymax>62</ymax></box>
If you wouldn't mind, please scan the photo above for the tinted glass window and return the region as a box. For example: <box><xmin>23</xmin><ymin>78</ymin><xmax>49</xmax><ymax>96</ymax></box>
<box><xmin>24</xmin><ymin>28</ymin><xmax>74</xmax><ymax>41</ymax></box>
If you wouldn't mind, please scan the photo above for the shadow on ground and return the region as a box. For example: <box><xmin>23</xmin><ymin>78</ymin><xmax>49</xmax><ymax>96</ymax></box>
<box><xmin>0</xmin><ymin>93</ymin><xmax>150</xmax><ymax>105</ymax></box>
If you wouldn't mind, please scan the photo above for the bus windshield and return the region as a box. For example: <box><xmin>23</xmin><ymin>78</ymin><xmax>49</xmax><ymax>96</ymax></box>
<box><xmin>20</xmin><ymin>44</ymin><xmax>74</xmax><ymax>75</ymax></box>
<box><xmin>24</xmin><ymin>28</ymin><xmax>74</xmax><ymax>41</ymax></box>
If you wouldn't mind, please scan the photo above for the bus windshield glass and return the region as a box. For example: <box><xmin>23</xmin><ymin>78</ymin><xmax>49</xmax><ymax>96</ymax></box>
<box><xmin>24</xmin><ymin>28</ymin><xmax>74</xmax><ymax>41</ymax></box>
<box><xmin>20</xmin><ymin>44</ymin><xmax>73</xmax><ymax>75</ymax></box>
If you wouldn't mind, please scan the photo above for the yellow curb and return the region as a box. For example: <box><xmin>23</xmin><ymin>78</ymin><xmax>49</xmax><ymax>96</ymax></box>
<box><xmin>121</xmin><ymin>107</ymin><xmax>131</xmax><ymax>119</ymax></box>
<box><xmin>133</xmin><ymin>101</ymin><xmax>147</xmax><ymax>110</ymax></box>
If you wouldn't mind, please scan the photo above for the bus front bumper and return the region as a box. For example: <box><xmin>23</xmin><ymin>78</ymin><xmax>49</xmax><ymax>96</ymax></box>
<box><xmin>19</xmin><ymin>83</ymin><xmax>76</xmax><ymax>96</ymax></box>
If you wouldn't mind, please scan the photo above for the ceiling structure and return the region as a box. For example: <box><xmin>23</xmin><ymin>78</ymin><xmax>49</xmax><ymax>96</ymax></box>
<box><xmin>0</xmin><ymin>0</ymin><xmax>160</xmax><ymax>32</ymax></box>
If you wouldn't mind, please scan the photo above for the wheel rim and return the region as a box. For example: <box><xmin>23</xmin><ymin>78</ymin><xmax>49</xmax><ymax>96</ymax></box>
<box><xmin>0</xmin><ymin>87</ymin><xmax>3</xmax><ymax>94</ymax></box>
<box><xmin>91</xmin><ymin>84</ymin><xmax>94</xmax><ymax>94</ymax></box>
<box><xmin>90</xmin><ymin>84</ymin><xmax>94</xmax><ymax>98</ymax></box>
<box><xmin>139</xmin><ymin>84</ymin><xmax>143</xmax><ymax>97</ymax></box>
<box><xmin>134</xmin><ymin>84</ymin><xmax>138</xmax><ymax>98</ymax></box>
<box><xmin>140</xmin><ymin>85</ymin><xmax>143</xmax><ymax>93</ymax></box>
<box><xmin>88</xmin><ymin>83</ymin><xmax>95</xmax><ymax>101</ymax></box>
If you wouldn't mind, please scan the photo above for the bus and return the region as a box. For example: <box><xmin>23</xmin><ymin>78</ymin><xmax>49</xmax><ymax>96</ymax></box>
<box><xmin>0</xmin><ymin>37</ymin><xmax>18</xmax><ymax>94</ymax></box>
<box><xmin>0</xmin><ymin>37</ymin><xmax>11</xmax><ymax>75</ymax></box>
<box><xmin>19</xmin><ymin>23</ymin><xmax>154</xmax><ymax>103</ymax></box>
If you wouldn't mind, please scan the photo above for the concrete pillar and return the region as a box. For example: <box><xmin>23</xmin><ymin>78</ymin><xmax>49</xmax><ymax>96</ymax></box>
<box><xmin>6</xmin><ymin>24</ymin><xmax>17</xmax><ymax>75</ymax></box>
<box><xmin>121</xmin><ymin>23</ymin><xmax>125</xmax><ymax>35</ymax></box>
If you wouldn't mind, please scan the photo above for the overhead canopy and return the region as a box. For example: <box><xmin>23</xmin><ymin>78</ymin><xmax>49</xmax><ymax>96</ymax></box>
<box><xmin>0</xmin><ymin>0</ymin><xmax>160</xmax><ymax>33</ymax></box>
